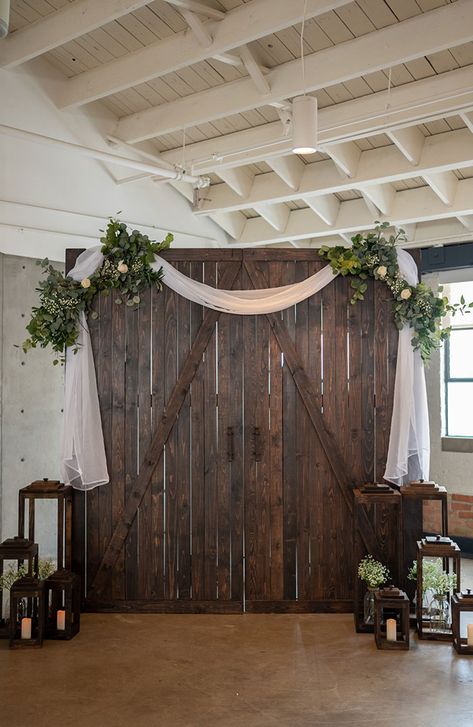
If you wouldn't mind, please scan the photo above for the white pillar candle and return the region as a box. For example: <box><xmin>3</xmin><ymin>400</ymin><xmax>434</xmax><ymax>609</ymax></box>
<box><xmin>386</xmin><ymin>618</ymin><xmax>397</xmax><ymax>642</ymax></box>
<box><xmin>467</xmin><ymin>623</ymin><xmax>473</xmax><ymax>647</ymax></box>
<box><xmin>56</xmin><ymin>610</ymin><xmax>66</xmax><ymax>631</ymax></box>
<box><xmin>21</xmin><ymin>617</ymin><xmax>32</xmax><ymax>640</ymax></box>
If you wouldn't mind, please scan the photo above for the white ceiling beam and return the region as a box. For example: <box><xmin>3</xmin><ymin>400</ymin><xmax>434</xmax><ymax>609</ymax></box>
<box><xmin>325</xmin><ymin>142</ymin><xmax>361</xmax><ymax>178</ymax></box>
<box><xmin>209</xmin><ymin>211</ymin><xmax>246</xmax><ymax>238</ymax></box>
<box><xmin>163</xmin><ymin>0</ymin><xmax>225</xmax><ymax>20</ymax></box>
<box><xmin>116</xmin><ymin>0</ymin><xmax>473</xmax><ymax>143</ymax></box>
<box><xmin>181</xmin><ymin>8</ymin><xmax>214</xmax><ymax>46</ymax></box>
<box><xmin>387</xmin><ymin>126</ymin><xmax>425</xmax><ymax>166</ymax></box>
<box><xmin>253</xmin><ymin>203</ymin><xmax>289</xmax><ymax>232</ymax></box>
<box><xmin>457</xmin><ymin>215</ymin><xmax>473</xmax><ymax>231</ymax></box>
<box><xmin>423</xmin><ymin>171</ymin><xmax>458</xmax><ymax>206</ymax></box>
<box><xmin>216</xmin><ymin>167</ymin><xmax>254</xmax><ymax>197</ymax></box>
<box><xmin>158</xmin><ymin>66</ymin><xmax>473</xmax><ymax>174</ymax></box>
<box><xmin>0</xmin><ymin>0</ymin><xmax>151</xmax><ymax>69</ymax></box>
<box><xmin>359</xmin><ymin>183</ymin><xmax>395</xmax><ymax>216</ymax></box>
<box><xmin>195</xmin><ymin>127</ymin><xmax>473</xmax><ymax>215</ymax></box>
<box><xmin>212</xmin><ymin>52</ymin><xmax>243</xmax><ymax>67</ymax></box>
<box><xmin>303</xmin><ymin>194</ymin><xmax>340</xmax><ymax>226</ymax></box>
<box><xmin>460</xmin><ymin>111</ymin><xmax>473</xmax><ymax>135</ymax></box>
<box><xmin>239</xmin><ymin>44</ymin><xmax>270</xmax><ymax>96</ymax></box>
<box><xmin>57</xmin><ymin>0</ymin><xmax>351</xmax><ymax>109</ymax></box>
<box><xmin>266</xmin><ymin>156</ymin><xmax>304</xmax><ymax>190</ymax></box>
<box><xmin>396</xmin><ymin>223</ymin><xmax>417</xmax><ymax>241</ymax></box>
<box><xmin>226</xmin><ymin>178</ymin><xmax>473</xmax><ymax>246</ymax></box>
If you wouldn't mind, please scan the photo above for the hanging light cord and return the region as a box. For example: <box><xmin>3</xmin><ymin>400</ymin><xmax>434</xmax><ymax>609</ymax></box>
<box><xmin>300</xmin><ymin>0</ymin><xmax>308</xmax><ymax>96</ymax></box>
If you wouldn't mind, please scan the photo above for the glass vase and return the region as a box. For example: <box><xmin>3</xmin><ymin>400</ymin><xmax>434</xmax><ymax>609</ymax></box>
<box><xmin>429</xmin><ymin>593</ymin><xmax>450</xmax><ymax>632</ymax></box>
<box><xmin>363</xmin><ymin>587</ymin><xmax>377</xmax><ymax>625</ymax></box>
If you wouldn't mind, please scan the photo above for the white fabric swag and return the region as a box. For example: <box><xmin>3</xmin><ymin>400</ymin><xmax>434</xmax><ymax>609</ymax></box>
<box><xmin>61</xmin><ymin>247</ymin><xmax>429</xmax><ymax>490</ymax></box>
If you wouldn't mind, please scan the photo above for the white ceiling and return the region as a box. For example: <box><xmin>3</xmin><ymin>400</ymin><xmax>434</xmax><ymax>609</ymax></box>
<box><xmin>3</xmin><ymin>0</ymin><xmax>473</xmax><ymax>248</ymax></box>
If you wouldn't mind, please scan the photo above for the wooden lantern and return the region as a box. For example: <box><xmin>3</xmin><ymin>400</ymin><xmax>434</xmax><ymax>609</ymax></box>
<box><xmin>0</xmin><ymin>536</ymin><xmax>39</xmax><ymax>639</ymax></box>
<box><xmin>353</xmin><ymin>484</ymin><xmax>403</xmax><ymax>633</ymax></box>
<box><xmin>374</xmin><ymin>586</ymin><xmax>410</xmax><ymax>650</ymax></box>
<box><xmin>416</xmin><ymin>535</ymin><xmax>461</xmax><ymax>641</ymax></box>
<box><xmin>18</xmin><ymin>479</ymin><xmax>73</xmax><ymax>570</ymax></box>
<box><xmin>9</xmin><ymin>576</ymin><xmax>45</xmax><ymax>649</ymax></box>
<box><xmin>452</xmin><ymin>589</ymin><xmax>473</xmax><ymax>655</ymax></box>
<box><xmin>44</xmin><ymin>569</ymin><xmax>81</xmax><ymax>640</ymax></box>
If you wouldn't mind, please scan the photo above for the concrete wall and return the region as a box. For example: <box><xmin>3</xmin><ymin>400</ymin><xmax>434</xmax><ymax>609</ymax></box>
<box><xmin>0</xmin><ymin>252</ymin><xmax>64</xmax><ymax>561</ymax></box>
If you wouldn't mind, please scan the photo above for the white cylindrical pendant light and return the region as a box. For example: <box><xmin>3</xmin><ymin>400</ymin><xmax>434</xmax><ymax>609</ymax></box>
<box><xmin>0</xmin><ymin>0</ymin><xmax>10</xmax><ymax>38</ymax></box>
<box><xmin>291</xmin><ymin>95</ymin><xmax>317</xmax><ymax>154</ymax></box>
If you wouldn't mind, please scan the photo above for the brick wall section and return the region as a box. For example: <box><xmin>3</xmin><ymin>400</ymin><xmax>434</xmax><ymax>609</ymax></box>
<box><xmin>423</xmin><ymin>495</ymin><xmax>473</xmax><ymax>538</ymax></box>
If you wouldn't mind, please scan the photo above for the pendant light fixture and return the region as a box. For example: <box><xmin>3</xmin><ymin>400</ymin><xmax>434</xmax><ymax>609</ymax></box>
<box><xmin>292</xmin><ymin>0</ymin><xmax>317</xmax><ymax>155</ymax></box>
<box><xmin>292</xmin><ymin>95</ymin><xmax>318</xmax><ymax>154</ymax></box>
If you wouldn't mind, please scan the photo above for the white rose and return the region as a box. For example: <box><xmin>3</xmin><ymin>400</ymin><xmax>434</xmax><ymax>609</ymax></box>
<box><xmin>376</xmin><ymin>265</ymin><xmax>387</xmax><ymax>279</ymax></box>
<box><xmin>400</xmin><ymin>288</ymin><xmax>412</xmax><ymax>300</ymax></box>
<box><xmin>81</xmin><ymin>278</ymin><xmax>91</xmax><ymax>289</ymax></box>
<box><xmin>117</xmin><ymin>261</ymin><xmax>128</xmax><ymax>274</ymax></box>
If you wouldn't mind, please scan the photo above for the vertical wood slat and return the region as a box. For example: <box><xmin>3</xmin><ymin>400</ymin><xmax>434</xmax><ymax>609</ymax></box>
<box><xmin>151</xmin><ymin>284</ymin><xmax>165</xmax><ymax>600</ymax></box>
<box><xmin>98</xmin><ymin>291</ymin><xmax>113</xmax><ymax>602</ymax></box>
<box><xmin>203</xmin><ymin>262</ymin><xmax>218</xmax><ymax>600</ymax></box>
<box><xmin>111</xmin><ymin>296</ymin><xmax>126</xmax><ymax>601</ymax></box>
<box><xmin>125</xmin><ymin>304</ymin><xmax>139</xmax><ymax>600</ymax></box>
<box><xmin>164</xmin><ymin>282</ymin><xmax>178</xmax><ymax>600</ymax></box>
<box><xmin>138</xmin><ymin>288</ymin><xmax>153</xmax><ymax>600</ymax></box>
<box><xmin>86</xmin><ymin>291</ymin><xmax>101</xmax><ymax>594</ymax></box>
<box><xmin>190</xmin><ymin>261</ymin><xmax>205</xmax><ymax>601</ymax></box>
<box><xmin>176</xmin><ymin>263</ymin><xmax>191</xmax><ymax>600</ymax></box>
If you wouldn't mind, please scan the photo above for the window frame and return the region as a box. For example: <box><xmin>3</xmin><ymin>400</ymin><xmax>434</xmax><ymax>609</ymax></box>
<box><xmin>444</xmin><ymin>323</ymin><xmax>473</xmax><ymax>438</ymax></box>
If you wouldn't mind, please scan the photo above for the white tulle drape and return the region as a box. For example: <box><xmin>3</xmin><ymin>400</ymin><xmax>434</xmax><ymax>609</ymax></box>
<box><xmin>61</xmin><ymin>246</ymin><xmax>429</xmax><ymax>490</ymax></box>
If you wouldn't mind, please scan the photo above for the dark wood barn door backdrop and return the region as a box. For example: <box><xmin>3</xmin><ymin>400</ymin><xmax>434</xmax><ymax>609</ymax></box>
<box><xmin>67</xmin><ymin>249</ymin><xmax>400</xmax><ymax>613</ymax></box>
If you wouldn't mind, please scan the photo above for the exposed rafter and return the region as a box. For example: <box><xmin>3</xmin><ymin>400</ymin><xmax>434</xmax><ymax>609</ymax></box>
<box><xmin>57</xmin><ymin>0</ymin><xmax>352</xmax><ymax>109</ymax></box>
<box><xmin>116</xmin><ymin>0</ymin><xmax>473</xmax><ymax>143</ymax></box>
<box><xmin>163</xmin><ymin>0</ymin><xmax>226</xmax><ymax>20</ymax></box>
<box><xmin>0</xmin><ymin>0</ymin><xmax>151</xmax><ymax>69</ymax></box>
<box><xmin>222</xmin><ymin>179</ymin><xmax>473</xmax><ymax>246</ymax></box>
<box><xmin>193</xmin><ymin>128</ymin><xmax>473</xmax><ymax>216</ymax></box>
<box><xmin>253</xmin><ymin>202</ymin><xmax>289</xmax><ymax>231</ymax></box>
<box><xmin>157</xmin><ymin>66</ymin><xmax>473</xmax><ymax>173</ymax></box>
<box><xmin>387</xmin><ymin>127</ymin><xmax>425</xmax><ymax>166</ymax></box>
<box><xmin>423</xmin><ymin>171</ymin><xmax>458</xmax><ymax>206</ymax></box>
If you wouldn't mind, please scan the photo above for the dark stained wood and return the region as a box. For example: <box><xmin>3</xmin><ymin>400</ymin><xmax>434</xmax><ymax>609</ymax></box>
<box><xmin>124</xmin><ymin>303</ymin><xmax>139</xmax><ymax>600</ymax></box>
<box><xmin>151</xmin><ymin>284</ymin><xmax>166</xmax><ymax>600</ymax></box>
<box><xmin>84</xmin><ymin>600</ymin><xmax>243</xmax><ymax>613</ymax></box>
<box><xmin>164</xmin><ymin>276</ymin><xmax>178</xmax><ymax>600</ymax></box>
<box><xmin>89</xmin><ymin>261</ymin><xmax>242</xmax><ymax>599</ymax></box>
<box><xmin>111</xmin><ymin>294</ymin><xmax>126</xmax><ymax>601</ymax></box>
<box><xmin>138</xmin><ymin>288</ymin><xmax>153</xmax><ymax>600</ymax></box>
<box><xmin>246</xmin><ymin>600</ymin><xmax>353</xmax><ymax>613</ymax></box>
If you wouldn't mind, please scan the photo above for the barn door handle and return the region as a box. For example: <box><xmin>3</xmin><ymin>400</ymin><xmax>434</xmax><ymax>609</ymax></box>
<box><xmin>226</xmin><ymin>427</ymin><xmax>234</xmax><ymax>462</ymax></box>
<box><xmin>252</xmin><ymin>426</ymin><xmax>262</xmax><ymax>462</ymax></box>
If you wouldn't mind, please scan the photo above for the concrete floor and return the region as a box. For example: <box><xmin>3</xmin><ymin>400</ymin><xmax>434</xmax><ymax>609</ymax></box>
<box><xmin>1</xmin><ymin>561</ymin><xmax>473</xmax><ymax>727</ymax></box>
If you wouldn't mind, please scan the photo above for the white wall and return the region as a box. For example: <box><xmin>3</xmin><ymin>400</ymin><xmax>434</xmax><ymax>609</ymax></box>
<box><xmin>0</xmin><ymin>60</ymin><xmax>228</xmax><ymax>261</ymax></box>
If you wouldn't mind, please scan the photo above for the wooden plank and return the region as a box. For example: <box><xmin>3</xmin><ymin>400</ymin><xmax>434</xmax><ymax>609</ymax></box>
<box><xmin>137</xmin><ymin>288</ymin><xmax>153</xmax><ymax>599</ymax></box>
<box><xmin>89</xmin><ymin>261</ymin><xmax>242</xmax><ymax>599</ymax></box>
<box><xmin>176</xmin><ymin>262</ymin><xmax>192</xmax><ymax>600</ymax></box>
<box><xmin>86</xmin><ymin>290</ymin><xmax>101</xmax><ymax>593</ymax></box>
<box><xmin>268</xmin><ymin>261</ymin><xmax>284</xmax><ymax>601</ymax></box>
<box><xmin>151</xmin><ymin>284</ymin><xmax>166</xmax><ymax>600</ymax></box>
<box><xmin>164</xmin><ymin>281</ymin><xmax>178</xmax><ymax>600</ymax></box>
<box><xmin>111</xmin><ymin>292</ymin><xmax>126</xmax><ymax>601</ymax></box>
<box><xmin>190</xmin><ymin>261</ymin><xmax>205</xmax><ymax>601</ymax></box>
<box><xmin>361</xmin><ymin>282</ymin><xmax>375</xmax><ymax>483</ymax></box>
<box><xmin>246</xmin><ymin>600</ymin><xmax>353</xmax><ymax>613</ymax></box>
<box><xmin>124</xmin><ymin>303</ymin><xmax>139</xmax><ymax>600</ymax></box>
<box><xmin>160</xmin><ymin>249</ymin><xmax>325</xmax><ymax>262</ymax></box>
<box><xmin>203</xmin><ymin>262</ymin><xmax>218</xmax><ymax>600</ymax></box>
<box><xmin>84</xmin><ymin>599</ymin><xmax>243</xmax><ymax>613</ymax></box>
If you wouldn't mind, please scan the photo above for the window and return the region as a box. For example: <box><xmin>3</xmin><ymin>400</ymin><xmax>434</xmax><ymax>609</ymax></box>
<box><xmin>444</xmin><ymin>281</ymin><xmax>473</xmax><ymax>438</ymax></box>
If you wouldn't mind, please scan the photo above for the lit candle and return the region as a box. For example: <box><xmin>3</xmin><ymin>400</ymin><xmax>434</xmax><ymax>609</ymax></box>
<box><xmin>467</xmin><ymin>624</ymin><xmax>473</xmax><ymax>647</ymax></box>
<box><xmin>386</xmin><ymin>618</ymin><xmax>397</xmax><ymax>642</ymax></box>
<box><xmin>21</xmin><ymin>617</ymin><xmax>32</xmax><ymax>640</ymax></box>
<box><xmin>56</xmin><ymin>610</ymin><xmax>66</xmax><ymax>631</ymax></box>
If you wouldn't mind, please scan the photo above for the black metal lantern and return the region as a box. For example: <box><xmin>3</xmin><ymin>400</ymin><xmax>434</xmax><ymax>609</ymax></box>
<box><xmin>44</xmin><ymin>569</ymin><xmax>81</xmax><ymax>640</ymax></box>
<box><xmin>452</xmin><ymin>589</ymin><xmax>473</xmax><ymax>655</ymax></box>
<box><xmin>0</xmin><ymin>536</ymin><xmax>39</xmax><ymax>639</ymax></box>
<box><xmin>374</xmin><ymin>586</ymin><xmax>410</xmax><ymax>650</ymax></box>
<box><xmin>416</xmin><ymin>535</ymin><xmax>461</xmax><ymax>641</ymax></box>
<box><xmin>9</xmin><ymin>576</ymin><xmax>45</xmax><ymax>649</ymax></box>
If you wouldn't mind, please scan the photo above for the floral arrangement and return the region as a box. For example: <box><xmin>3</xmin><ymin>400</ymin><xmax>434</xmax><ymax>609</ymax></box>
<box><xmin>319</xmin><ymin>222</ymin><xmax>472</xmax><ymax>361</ymax></box>
<box><xmin>21</xmin><ymin>218</ymin><xmax>173</xmax><ymax>364</ymax></box>
<box><xmin>407</xmin><ymin>558</ymin><xmax>457</xmax><ymax>596</ymax></box>
<box><xmin>357</xmin><ymin>555</ymin><xmax>390</xmax><ymax>589</ymax></box>
<box><xmin>0</xmin><ymin>559</ymin><xmax>56</xmax><ymax>591</ymax></box>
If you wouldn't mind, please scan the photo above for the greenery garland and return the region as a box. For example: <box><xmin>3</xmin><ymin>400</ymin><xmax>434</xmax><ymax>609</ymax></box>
<box><xmin>319</xmin><ymin>222</ymin><xmax>472</xmax><ymax>361</ymax></box>
<box><xmin>21</xmin><ymin>219</ymin><xmax>470</xmax><ymax>365</ymax></box>
<box><xmin>22</xmin><ymin>218</ymin><xmax>173</xmax><ymax>364</ymax></box>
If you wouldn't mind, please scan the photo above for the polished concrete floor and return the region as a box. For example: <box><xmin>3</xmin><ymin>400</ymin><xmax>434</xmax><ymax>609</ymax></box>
<box><xmin>2</xmin><ymin>607</ymin><xmax>473</xmax><ymax>727</ymax></box>
<box><xmin>1</xmin><ymin>559</ymin><xmax>473</xmax><ymax>727</ymax></box>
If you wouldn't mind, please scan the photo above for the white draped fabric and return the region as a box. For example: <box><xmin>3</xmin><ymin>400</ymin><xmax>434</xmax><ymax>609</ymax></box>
<box><xmin>61</xmin><ymin>246</ymin><xmax>429</xmax><ymax>490</ymax></box>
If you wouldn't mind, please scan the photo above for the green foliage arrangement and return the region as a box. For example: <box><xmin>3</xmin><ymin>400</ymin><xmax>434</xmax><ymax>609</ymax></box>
<box><xmin>319</xmin><ymin>222</ymin><xmax>472</xmax><ymax>361</ymax></box>
<box><xmin>407</xmin><ymin>558</ymin><xmax>457</xmax><ymax>596</ymax></box>
<box><xmin>21</xmin><ymin>218</ymin><xmax>173</xmax><ymax>364</ymax></box>
<box><xmin>357</xmin><ymin>555</ymin><xmax>390</xmax><ymax>589</ymax></box>
<box><xmin>0</xmin><ymin>559</ymin><xmax>56</xmax><ymax>591</ymax></box>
